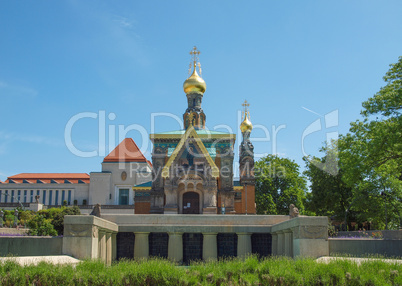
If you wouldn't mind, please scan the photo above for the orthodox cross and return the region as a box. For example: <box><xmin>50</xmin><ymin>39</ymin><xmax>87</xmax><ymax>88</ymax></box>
<box><xmin>189</xmin><ymin>46</ymin><xmax>202</xmax><ymax>76</ymax></box>
<box><xmin>242</xmin><ymin>100</ymin><xmax>250</xmax><ymax>119</ymax></box>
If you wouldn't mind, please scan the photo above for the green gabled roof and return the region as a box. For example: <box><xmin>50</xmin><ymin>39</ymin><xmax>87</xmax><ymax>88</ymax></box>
<box><xmin>154</xmin><ymin>129</ymin><xmax>231</xmax><ymax>135</ymax></box>
<box><xmin>134</xmin><ymin>181</ymin><xmax>152</xmax><ymax>187</ymax></box>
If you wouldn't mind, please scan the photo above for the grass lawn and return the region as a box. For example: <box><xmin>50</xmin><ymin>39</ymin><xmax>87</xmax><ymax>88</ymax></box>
<box><xmin>0</xmin><ymin>255</ymin><xmax>401</xmax><ymax>285</ymax></box>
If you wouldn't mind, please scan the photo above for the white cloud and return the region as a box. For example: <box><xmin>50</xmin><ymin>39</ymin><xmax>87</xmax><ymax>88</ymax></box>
<box><xmin>0</xmin><ymin>80</ymin><xmax>38</xmax><ymax>98</ymax></box>
<box><xmin>113</xmin><ymin>15</ymin><xmax>134</xmax><ymax>29</ymax></box>
<box><xmin>0</xmin><ymin>131</ymin><xmax>63</xmax><ymax>148</ymax></box>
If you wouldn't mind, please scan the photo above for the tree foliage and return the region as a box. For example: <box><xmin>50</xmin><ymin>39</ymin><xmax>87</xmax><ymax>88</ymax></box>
<box><xmin>305</xmin><ymin>57</ymin><xmax>402</xmax><ymax>229</ymax></box>
<box><xmin>338</xmin><ymin>57</ymin><xmax>402</xmax><ymax>229</ymax></box>
<box><xmin>340</xmin><ymin>57</ymin><xmax>402</xmax><ymax>186</ymax></box>
<box><xmin>27</xmin><ymin>215</ymin><xmax>58</xmax><ymax>236</ymax></box>
<box><xmin>303</xmin><ymin>142</ymin><xmax>354</xmax><ymax>221</ymax></box>
<box><xmin>24</xmin><ymin>206</ymin><xmax>81</xmax><ymax>236</ymax></box>
<box><xmin>255</xmin><ymin>154</ymin><xmax>307</xmax><ymax>215</ymax></box>
<box><xmin>51</xmin><ymin>206</ymin><xmax>81</xmax><ymax>235</ymax></box>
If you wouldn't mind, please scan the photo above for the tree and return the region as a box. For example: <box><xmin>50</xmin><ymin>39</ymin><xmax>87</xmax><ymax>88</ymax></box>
<box><xmin>303</xmin><ymin>142</ymin><xmax>356</xmax><ymax>228</ymax></box>
<box><xmin>339</xmin><ymin>56</ymin><xmax>402</xmax><ymax>229</ymax></box>
<box><xmin>255</xmin><ymin>154</ymin><xmax>307</xmax><ymax>215</ymax></box>
<box><xmin>51</xmin><ymin>206</ymin><xmax>81</xmax><ymax>235</ymax></box>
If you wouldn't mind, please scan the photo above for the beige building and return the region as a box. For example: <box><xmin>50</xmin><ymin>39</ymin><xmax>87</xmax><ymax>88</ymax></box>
<box><xmin>0</xmin><ymin>138</ymin><xmax>152</xmax><ymax>212</ymax></box>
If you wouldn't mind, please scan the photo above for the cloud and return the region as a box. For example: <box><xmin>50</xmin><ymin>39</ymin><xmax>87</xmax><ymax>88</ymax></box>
<box><xmin>0</xmin><ymin>80</ymin><xmax>38</xmax><ymax>98</ymax></box>
<box><xmin>113</xmin><ymin>15</ymin><xmax>134</xmax><ymax>29</ymax></box>
<box><xmin>0</xmin><ymin>131</ymin><xmax>63</xmax><ymax>149</ymax></box>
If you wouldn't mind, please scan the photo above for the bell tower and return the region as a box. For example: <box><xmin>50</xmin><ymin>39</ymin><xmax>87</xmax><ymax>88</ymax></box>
<box><xmin>239</xmin><ymin>100</ymin><xmax>255</xmax><ymax>188</ymax></box>
<box><xmin>183</xmin><ymin>46</ymin><xmax>206</xmax><ymax>129</ymax></box>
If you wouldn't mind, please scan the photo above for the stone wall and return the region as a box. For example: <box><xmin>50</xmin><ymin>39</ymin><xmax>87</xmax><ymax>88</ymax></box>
<box><xmin>336</xmin><ymin>230</ymin><xmax>402</xmax><ymax>240</ymax></box>
<box><xmin>0</xmin><ymin>237</ymin><xmax>62</xmax><ymax>256</ymax></box>
<box><xmin>329</xmin><ymin>238</ymin><xmax>402</xmax><ymax>258</ymax></box>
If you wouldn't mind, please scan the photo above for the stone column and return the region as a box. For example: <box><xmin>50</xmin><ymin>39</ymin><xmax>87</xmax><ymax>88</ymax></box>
<box><xmin>134</xmin><ymin>232</ymin><xmax>149</xmax><ymax>259</ymax></box>
<box><xmin>277</xmin><ymin>231</ymin><xmax>285</xmax><ymax>256</ymax></box>
<box><xmin>105</xmin><ymin>232</ymin><xmax>112</xmax><ymax>265</ymax></box>
<box><xmin>168</xmin><ymin>232</ymin><xmax>183</xmax><ymax>262</ymax></box>
<box><xmin>98</xmin><ymin>230</ymin><xmax>106</xmax><ymax>262</ymax></box>
<box><xmin>237</xmin><ymin>233</ymin><xmax>252</xmax><ymax>259</ymax></box>
<box><xmin>271</xmin><ymin>233</ymin><xmax>278</xmax><ymax>256</ymax></box>
<box><xmin>284</xmin><ymin>230</ymin><xmax>292</xmax><ymax>257</ymax></box>
<box><xmin>112</xmin><ymin>233</ymin><xmax>117</xmax><ymax>261</ymax></box>
<box><xmin>202</xmin><ymin>233</ymin><xmax>217</xmax><ymax>261</ymax></box>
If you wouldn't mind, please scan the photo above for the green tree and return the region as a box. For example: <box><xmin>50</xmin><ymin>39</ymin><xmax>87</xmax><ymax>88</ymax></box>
<box><xmin>303</xmin><ymin>142</ymin><xmax>355</xmax><ymax>226</ymax></box>
<box><xmin>255</xmin><ymin>154</ymin><xmax>307</xmax><ymax>215</ymax></box>
<box><xmin>339</xmin><ymin>56</ymin><xmax>402</xmax><ymax>229</ymax></box>
<box><xmin>51</xmin><ymin>206</ymin><xmax>81</xmax><ymax>235</ymax></box>
<box><xmin>27</xmin><ymin>215</ymin><xmax>58</xmax><ymax>236</ymax></box>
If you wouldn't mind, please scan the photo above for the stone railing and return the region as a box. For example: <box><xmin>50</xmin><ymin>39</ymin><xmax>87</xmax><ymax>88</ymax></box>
<box><xmin>63</xmin><ymin>215</ymin><xmax>329</xmax><ymax>263</ymax></box>
<box><xmin>63</xmin><ymin>215</ymin><xmax>118</xmax><ymax>265</ymax></box>
<box><xmin>271</xmin><ymin>216</ymin><xmax>329</xmax><ymax>258</ymax></box>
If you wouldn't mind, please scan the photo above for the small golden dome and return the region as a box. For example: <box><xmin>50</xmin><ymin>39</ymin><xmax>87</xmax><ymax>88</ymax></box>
<box><xmin>183</xmin><ymin>67</ymin><xmax>206</xmax><ymax>94</ymax></box>
<box><xmin>240</xmin><ymin>113</ymin><xmax>253</xmax><ymax>133</ymax></box>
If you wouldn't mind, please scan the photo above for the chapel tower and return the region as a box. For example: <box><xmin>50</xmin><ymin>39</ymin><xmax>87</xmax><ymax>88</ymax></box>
<box><xmin>239</xmin><ymin>100</ymin><xmax>256</xmax><ymax>214</ymax></box>
<box><xmin>147</xmin><ymin>47</ymin><xmax>255</xmax><ymax>215</ymax></box>
<box><xmin>183</xmin><ymin>47</ymin><xmax>207</xmax><ymax>129</ymax></box>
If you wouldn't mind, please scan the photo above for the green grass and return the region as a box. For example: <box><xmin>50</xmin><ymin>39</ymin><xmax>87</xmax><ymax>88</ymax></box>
<box><xmin>0</xmin><ymin>256</ymin><xmax>401</xmax><ymax>285</ymax></box>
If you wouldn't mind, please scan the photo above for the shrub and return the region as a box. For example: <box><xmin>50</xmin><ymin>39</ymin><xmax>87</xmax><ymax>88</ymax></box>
<box><xmin>51</xmin><ymin>206</ymin><xmax>81</xmax><ymax>235</ymax></box>
<box><xmin>18</xmin><ymin>210</ymin><xmax>35</xmax><ymax>226</ymax></box>
<box><xmin>27</xmin><ymin>214</ymin><xmax>57</xmax><ymax>236</ymax></box>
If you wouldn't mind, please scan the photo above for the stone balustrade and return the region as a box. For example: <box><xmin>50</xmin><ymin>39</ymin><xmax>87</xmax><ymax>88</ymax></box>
<box><xmin>63</xmin><ymin>215</ymin><xmax>329</xmax><ymax>263</ymax></box>
<box><xmin>63</xmin><ymin>215</ymin><xmax>118</xmax><ymax>265</ymax></box>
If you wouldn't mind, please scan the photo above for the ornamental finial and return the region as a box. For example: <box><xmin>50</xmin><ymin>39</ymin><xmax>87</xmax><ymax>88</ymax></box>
<box><xmin>188</xmin><ymin>46</ymin><xmax>202</xmax><ymax>76</ymax></box>
<box><xmin>240</xmin><ymin>100</ymin><xmax>253</xmax><ymax>133</ymax></box>
<box><xmin>242</xmin><ymin>100</ymin><xmax>250</xmax><ymax>120</ymax></box>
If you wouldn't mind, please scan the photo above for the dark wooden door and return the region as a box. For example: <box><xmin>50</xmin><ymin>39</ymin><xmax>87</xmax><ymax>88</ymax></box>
<box><xmin>183</xmin><ymin>192</ymin><xmax>200</xmax><ymax>214</ymax></box>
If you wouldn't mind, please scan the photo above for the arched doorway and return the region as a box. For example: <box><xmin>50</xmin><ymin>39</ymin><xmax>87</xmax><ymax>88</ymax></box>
<box><xmin>183</xmin><ymin>192</ymin><xmax>200</xmax><ymax>214</ymax></box>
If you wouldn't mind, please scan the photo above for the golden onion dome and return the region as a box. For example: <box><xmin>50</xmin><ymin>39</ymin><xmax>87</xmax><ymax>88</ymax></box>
<box><xmin>183</xmin><ymin>67</ymin><xmax>206</xmax><ymax>94</ymax></box>
<box><xmin>240</xmin><ymin>113</ymin><xmax>253</xmax><ymax>133</ymax></box>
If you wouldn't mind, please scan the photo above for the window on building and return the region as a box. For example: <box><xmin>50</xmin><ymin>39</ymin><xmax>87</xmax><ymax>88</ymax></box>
<box><xmin>11</xmin><ymin>190</ymin><xmax>14</xmax><ymax>203</ymax></box>
<box><xmin>119</xmin><ymin>189</ymin><xmax>129</xmax><ymax>205</ymax></box>
<box><xmin>5</xmin><ymin>190</ymin><xmax>8</xmax><ymax>203</ymax></box>
<box><xmin>0</xmin><ymin>190</ymin><xmax>2</xmax><ymax>203</ymax></box>
<box><xmin>55</xmin><ymin>190</ymin><xmax>59</xmax><ymax>205</ymax></box>
<box><xmin>61</xmin><ymin>190</ymin><xmax>65</xmax><ymax>204</ymax></box>
<box><xmin>17</xmin><ymin>190</ymin><xmax>21</xmax><ymax>201</ymax></box>
<box><xmin>43</xmin><ymin>191</ymin><xmax>46</xmax><ymax>204</ymax></box>
<box><xmin>49</xmin><ymin>190</ymin><xmax>52</xmax><ymax>205</ymax></box>
<box><xmin>30</xmin><ymin>190</ymin><xmax>34</xmax><ymax>203</ymax></box>
<box><xmin>24</xmin><ymin>190</ymin><xmax>27</xmax><ymax>203</ymax></box>
<box><xmin>68</xmin><ymin>190</ymin><xmax>71</xmax><ymax>205</ymax></box>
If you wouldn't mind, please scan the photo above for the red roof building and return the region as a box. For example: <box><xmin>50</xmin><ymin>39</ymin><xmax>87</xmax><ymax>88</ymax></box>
<box><xmin>103</xmin><ymin>138</ymin><xmax>147</xmax><ymax>163</ymax></box>
<box><xmin>5</xmin><ymin>173</ymin><xmax>90</xmax><ymax>184</ymax></box>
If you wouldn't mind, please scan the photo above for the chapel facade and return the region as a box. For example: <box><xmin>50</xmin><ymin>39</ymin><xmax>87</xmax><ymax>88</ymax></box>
<box><xmin>143</xmin><ymin>47</ymin><xmax>256</xmax><ymax>214</ymax></box>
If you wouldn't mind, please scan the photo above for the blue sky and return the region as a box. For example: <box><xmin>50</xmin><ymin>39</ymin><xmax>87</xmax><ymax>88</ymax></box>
<box><xmin>0</xmin><ymin>1</ymin><xmax>401</xmax><ymax>182</ymax></box>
